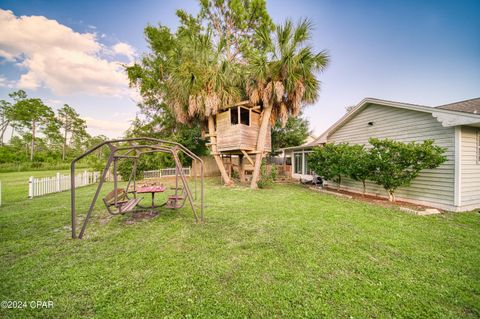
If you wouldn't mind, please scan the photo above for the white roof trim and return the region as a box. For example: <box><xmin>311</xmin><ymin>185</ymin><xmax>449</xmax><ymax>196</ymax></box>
<box><xmin>310</xmin><ymin>97</ymin><xmax>480</xmax><ymax>145</ymax></box>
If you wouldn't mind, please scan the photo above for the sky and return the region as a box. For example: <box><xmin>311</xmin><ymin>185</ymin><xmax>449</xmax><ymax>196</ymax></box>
<box><xmin>0</xmin><ymin>0</ymin><xmax>479</xmax><ymax>138</ymax></box>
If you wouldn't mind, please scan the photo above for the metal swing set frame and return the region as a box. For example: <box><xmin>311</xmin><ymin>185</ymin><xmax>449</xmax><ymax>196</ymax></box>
<box><xmin>70</xmin><ymin>137</ymin><xmax>204</xmax><ymax>239</ymax></box>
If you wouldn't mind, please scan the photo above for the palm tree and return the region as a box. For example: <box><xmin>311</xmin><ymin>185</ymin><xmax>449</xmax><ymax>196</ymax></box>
<box><xmin>128</xmin><ymin>15</ymin><xmax>328</xmax><ymax>188</ymax></box>
<box><xmin>161</xmin><ymin>23</ymin><xmax>242</xmax><ymax>185</ymax></box>
<box><xmin>245</xmin><ymin>19</ymin><xmax>329</xmax><ymax>188</ymax></box>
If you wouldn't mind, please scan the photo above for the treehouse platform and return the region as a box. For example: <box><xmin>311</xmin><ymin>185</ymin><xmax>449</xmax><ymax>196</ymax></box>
<box><xmin>214</xmin><ymin>102</ymin><xmax>271</xmax><ymax>155</ymax></box>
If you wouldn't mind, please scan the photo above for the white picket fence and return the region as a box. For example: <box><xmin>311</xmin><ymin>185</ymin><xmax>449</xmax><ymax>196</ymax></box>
<box><xmin>143</xmin><ymin>167</ymin><xmax>191</xmax><ymax>179</ymax></box>
<box><xmin>28</xmin><ymin>171</ymin><xmax>100</xmax><ymax>199</ymax></box>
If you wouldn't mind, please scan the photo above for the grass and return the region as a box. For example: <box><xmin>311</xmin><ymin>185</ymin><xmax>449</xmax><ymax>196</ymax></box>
<box><xmin>0</xmin><ymin>169</ymin><xmax>73</xmax><ymax>204</ymax></box>
<box><xmin>0</xmin><ymin>170</ymin><xmax>479</xmax><ymax>318</ymax></box>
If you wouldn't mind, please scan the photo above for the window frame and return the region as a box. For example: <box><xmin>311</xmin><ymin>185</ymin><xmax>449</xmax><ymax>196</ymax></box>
<box><xmin>230</xmin><ymin>106</ymin><xmax>239</xmax><ymax>125</ymax></box>
<box><xmin>293</xmin><ymin>151</ymin><xmax>312</xmax><ymax>175</ymax></box>
<box><xmin>293</xmin><ymin>152</ymin><xmax>303</xmax><ymax>174</ymax></box>
<box><xmin>229</xmin><ymin>106</ymin><xmax>251</xmax><ymax>127</ymax></box>
<box><xmin>303</xmin><ymin>151</ymin><xmax>312</xmax><ymax>175</ymax></box>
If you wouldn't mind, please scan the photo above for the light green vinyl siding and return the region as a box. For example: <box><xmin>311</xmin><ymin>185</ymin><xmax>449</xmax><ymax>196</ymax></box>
<box><xmin>460</xmin><ymin>126</ymin><xmax>480</xmax><ymax>207</ymax></box>
<box><xmin>328</xmin><ymin>103</ymin><xmax>455</xmax><ymax>206</ymax></box>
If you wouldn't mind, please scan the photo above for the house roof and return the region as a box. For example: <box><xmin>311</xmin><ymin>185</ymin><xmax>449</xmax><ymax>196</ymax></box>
<box><xmin>279</xmin><ymin>134</ymin><xmax>318</xmax><ymax>151</ymax></box>
<box><xmin>436</xmin><ymin>97</ymin><xmax>480</xmax><ymax>114</ymax></box>
<box><xmin>310</xmin><ymin>97</ymin><xmax>480</xmax><ymax>146</ymax></box>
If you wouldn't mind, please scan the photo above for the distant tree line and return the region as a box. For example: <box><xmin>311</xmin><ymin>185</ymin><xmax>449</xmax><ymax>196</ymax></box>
<box><xmin>309</xmin><ymin>138</ymin><xmax>447</xmax><ymax>201</ymax></box>
<box><xmin>0</xmin><ymin>87</ymin><xmax>311</xmax><ymax>173</ymax></box>
<box><xmin>0</xmin><ymin>90</ymin><xmax>108</xmax><ymax>171</ymax></box>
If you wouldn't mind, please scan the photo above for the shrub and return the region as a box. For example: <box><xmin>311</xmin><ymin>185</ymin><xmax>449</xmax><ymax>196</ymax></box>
<box><xmin>368</xmin><ymin>138</ymin><xmax>447</xmax><ymax>201</ymax></box>
<box><xmin>117</xmin><ymin>157</ymin><xmax>148</xmax><ymax>181</ymax></box>
<box><xmin>257</xmin><ymin>160</ymin><xmax>276</xmax><ymax>189</ymax></box>
<box><xmin>308</xmin><ymin>138</ymin><xmax>447</xmax><ymax>201</ymax></box>
<box><xmin>308</xmin><ymin>143</ymin><xmax>352</xmax><ymax>190</ymax></box>
<box><xmin>346</xmin><ymin>144</ymin><xmax>372</xmax><ymax>195</ymax></box>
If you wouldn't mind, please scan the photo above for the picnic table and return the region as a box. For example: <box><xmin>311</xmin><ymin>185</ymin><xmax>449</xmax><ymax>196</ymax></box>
<box><xmin>136</xmin><ymin>185</ymin><xmax>166</xmax><ymax>208</ymax></box>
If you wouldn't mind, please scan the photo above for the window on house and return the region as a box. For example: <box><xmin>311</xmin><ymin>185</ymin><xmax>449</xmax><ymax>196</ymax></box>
<box><xmin>304</xmin><ymin>152</ymin><xmax>311</xmax><ymax>175</ymax></box>
<box><xmin>230</xmin><ymin>107</ymin><xmax>239</xmax><ymax>125</ymax></box>
<box><xmin>294</xmin><ymin>152</ymin><xmax>303</xmax><ymax>174</ymax></box>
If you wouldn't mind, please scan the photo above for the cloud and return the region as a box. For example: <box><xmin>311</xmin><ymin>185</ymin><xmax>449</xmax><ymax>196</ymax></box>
<box><xmin>0</xmin><ymin>75</ymin><xmax>16</xmax><ymax>88</ymax></box>
<box><xmin>112</xmin><ymin>42</ymin><xmax>136</xmax><ymax>62</ymax></box>
<box><xmin>0</xmin><ymin>9</ymin><xmax>137</xmax><ymax>97</ymax></box>
<box><xmin>84</xmin><ymin>116</ymin><xmax>132</xmax><ymax>136</ymax></box>
<box><xmin>45</xmin><ymin>98</ymin><xmax>64</xmax><ymax>107</ymax></box>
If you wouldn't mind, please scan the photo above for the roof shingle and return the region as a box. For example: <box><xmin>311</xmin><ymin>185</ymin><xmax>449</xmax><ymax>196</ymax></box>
<box><xmin>436</xmin><ymin>97</ymin><xmax>480</xmax><ymax>114</ymax></box>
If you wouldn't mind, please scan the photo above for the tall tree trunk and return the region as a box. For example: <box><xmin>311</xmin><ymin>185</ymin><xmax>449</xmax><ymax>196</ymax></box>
<box><xmin>250</xmin><ymin>105</ymin><xmax>273</xmax><ymax>189</ymax></box>
<box><xmin>62</xmin><ymin>128</ymin><xmax>68</xmax><ymax>161</ymax></box>
<box><xmin>208</xmin><ymin>115</ymin><xmax>233</xmax><ymax>186</ymax></box>
<box><xmin>0</xmin><ymin>122</ymin><xmax>7</xmax><ymax>147</ymax></box>
<box><xmin>30</xmin><ymin>121</ymin><xmax>35</xmax><ymax>161</ymax></box>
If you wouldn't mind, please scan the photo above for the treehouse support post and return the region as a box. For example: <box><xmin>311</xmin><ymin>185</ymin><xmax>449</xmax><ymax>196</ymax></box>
<box><xmin>207</xmin><ymin>115</ymin><xmax>233</xmax><ymax>186</ymax></box>
<box><xmin>238</xmin><ymin>154</ymin><xmax>245</xmax><ymax>183</ymax></box>
<box><xmin>250</xmin><ymin>104</ymin><xmax>273</xmax><ymax>189</ymax></box>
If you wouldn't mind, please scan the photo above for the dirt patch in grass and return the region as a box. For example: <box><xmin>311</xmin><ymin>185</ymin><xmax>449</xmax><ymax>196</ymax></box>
<box><xmin>125</xmin><ymin>210</ymin><xmax>159</xmax><ymax>224</ymax></box>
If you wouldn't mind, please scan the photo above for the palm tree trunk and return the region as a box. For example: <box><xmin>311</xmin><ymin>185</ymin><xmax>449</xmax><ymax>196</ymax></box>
<box><xmin>208</xmin><ymin>115</ymin><xmax>233</xmax><ymax>186</ymax></box>
<box><xmin>30</xmin><ymin>121</ymin><xmax>35</xmax><ymax>161</ymax></box>
<box><xmin>250</xmin><ymin>105</ymin><xmax>273</xmax><ymax>189</ymax></box>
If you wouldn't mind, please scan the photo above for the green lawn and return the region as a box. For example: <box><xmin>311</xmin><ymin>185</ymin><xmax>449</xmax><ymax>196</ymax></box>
<box><xmin>0</xmin><ymin>171</ymin><xmax>479</xmax><ymax>318</ymax></box>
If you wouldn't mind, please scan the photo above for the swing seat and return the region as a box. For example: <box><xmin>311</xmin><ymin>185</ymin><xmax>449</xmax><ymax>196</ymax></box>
<box><xmin>103</xmin><ymin>188</ymin><xmax>142</xmax><ymax>214</ymax></box>
<box><xmin>165</xmin><ymin>195</ymin><xmax>186</xmax><ymax>209</ymax></box>
<box><xmin>120</xmin><ymin>198</ymin><xmax>142</xmax><ymax>212</ymax></box>
<box><xmin>103</xmin><ymin>188</ymin><xmax>129</xmax><ymax>205</ymax></box>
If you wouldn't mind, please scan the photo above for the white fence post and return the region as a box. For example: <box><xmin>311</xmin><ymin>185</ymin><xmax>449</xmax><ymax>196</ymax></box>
<box><xmin>56</xmin><ymin>172</ymin><xmax>61</xmax><ymax>192</ymax></box>
<box><xmin>28</xmin><ymin>176</ymin><xmax>34</xmax><ymax>199</ymax></box>
<box><xmin>143</xmin><ymin>167</ymin><xmax>191</xmax><ymax>179</ymax></box>
<box><xmin>27</xmin><ymin>171</ymin><xmax>100</xmax><ymax>199</ymax></box>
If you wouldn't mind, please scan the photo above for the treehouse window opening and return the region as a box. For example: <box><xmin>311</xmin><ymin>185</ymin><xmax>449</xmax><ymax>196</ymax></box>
<box><xmin>230</xmin><ymin>107</ymin><xmax>239</xmax><ymax>125</ymax></box>
<box><xmin>230</xmin><ymin>106</ymin><xmax>250</xmax><ymax>126</ymax></box>
<box><xmin>240</xmin><ymin>107</ymin><xmax>250</xmax><ymax>126</ymax></box>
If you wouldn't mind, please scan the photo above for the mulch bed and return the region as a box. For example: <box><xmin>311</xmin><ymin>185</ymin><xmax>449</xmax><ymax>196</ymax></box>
<box><xmin>308</xmin><ymin>185</ymin><xmax>443</xmax><ymax>213</ymax></box>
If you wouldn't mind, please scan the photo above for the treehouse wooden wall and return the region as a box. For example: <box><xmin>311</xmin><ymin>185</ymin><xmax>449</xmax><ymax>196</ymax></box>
<box><xmin>215</xmin><ymin>109</ymin><xmax>271</xmax><ymax>153</ymax></box>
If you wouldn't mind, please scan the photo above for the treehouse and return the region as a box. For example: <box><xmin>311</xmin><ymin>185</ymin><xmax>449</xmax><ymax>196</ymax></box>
<box><xmin>214</xmin><ymin>101</ymin><xmax>271</xmax><ymax>155</ymax></box>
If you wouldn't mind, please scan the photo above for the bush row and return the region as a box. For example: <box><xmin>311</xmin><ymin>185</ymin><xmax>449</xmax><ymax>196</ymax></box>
<box><xmin>308</xmin><ymin>138</ymin><xmax>447</xmax><ymax>201</ymax></box>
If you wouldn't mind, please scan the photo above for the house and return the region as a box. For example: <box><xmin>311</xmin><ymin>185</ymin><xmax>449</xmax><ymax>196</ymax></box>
<box><xmin>275</xmin><ymin>134</ymin><xmax>317</xmax><ymax>163</ymax></box>
<box><xmin>283</xmin><ymin>97</ymin><xmax>480</xmax><ymax>212</ymax></box>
